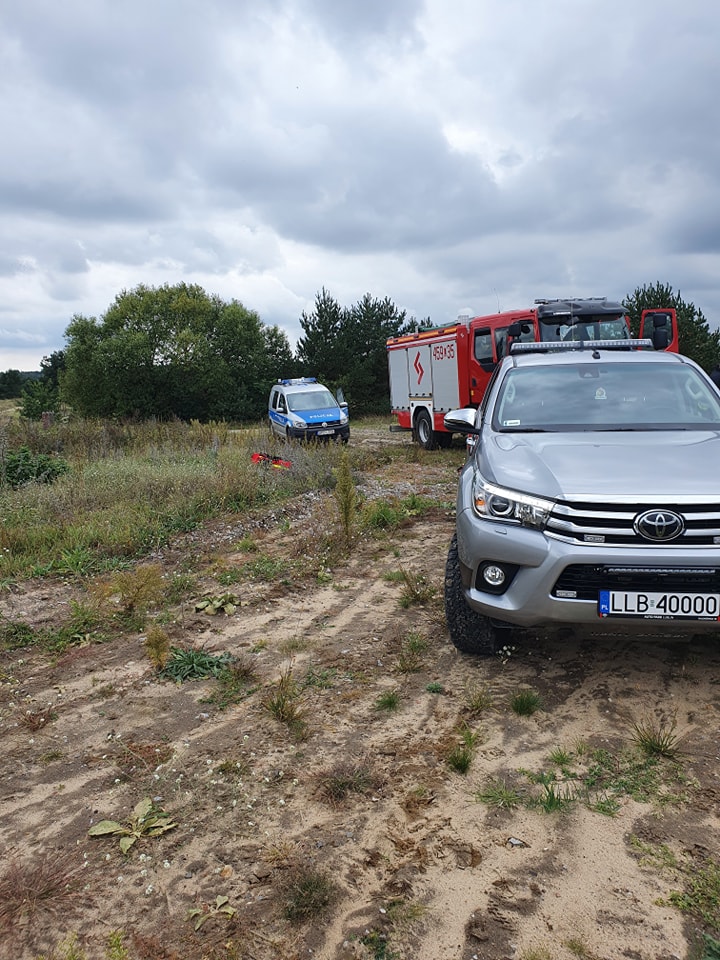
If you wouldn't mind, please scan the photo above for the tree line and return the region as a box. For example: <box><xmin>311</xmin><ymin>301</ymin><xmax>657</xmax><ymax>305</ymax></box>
<box><xmin>3</xmin><ymin>280</ymin><xmax>719</xmax><ymax>422</ymax></box>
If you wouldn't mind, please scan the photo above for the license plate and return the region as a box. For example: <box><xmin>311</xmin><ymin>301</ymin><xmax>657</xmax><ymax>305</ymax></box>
<box><xmin>316</xmin><ymin>428</ymin><xmax>334</xmax><ymax>436</ymax></box>
<box><xmin>599</xmin><ymin>590</ymin><xmax>720</xmax><ymax>620</ymax></box>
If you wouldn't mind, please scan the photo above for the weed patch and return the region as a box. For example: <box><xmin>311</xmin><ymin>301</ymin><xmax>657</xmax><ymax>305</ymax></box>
<box><xmin>477</xmin><ymin>742</ymin><xmax>692</xmax><ymax>817</ymax></box>
<box><xmin>88</xmin><ymin>797</ymin><xmax>177</xmax><ymax>855</ymax></box>
<box><xmin>0</xmin><ymin>852</ymin><xmax>90</xmax><ymax>934</ymax></box>
<box><xmin>158</xmin><ymin>646</ymin><xmax>233</xmax><ymax>682</ymax></box>
<box><xmin>375</xmin><ymin>689</ymin><xmax>401</xmax><ymax>712</ymax></box>
<box><xmin>510</xmin><ymin>688</ymin><xmax>542</xmax><ymax>716</ymax></box>
<box><xmin>280</xmin><ymin>864</ymin><xmax>339</xmax><ymax>924</ymax></box>
<box><xmin>263</xmin><ymin>667</ymin><xmax>310</xmax><ymax>740</ymax></box>
<box><xmin>316</xmin><ymin>761</ymin><xmax>381</xmax><ymax>805</ymax></box>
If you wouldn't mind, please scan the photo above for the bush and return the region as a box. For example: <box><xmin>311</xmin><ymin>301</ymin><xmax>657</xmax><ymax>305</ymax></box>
<box><xmin>0</xmin><ymin>446</ymin><xmax>70</xmax><ymax>488</ymax></box>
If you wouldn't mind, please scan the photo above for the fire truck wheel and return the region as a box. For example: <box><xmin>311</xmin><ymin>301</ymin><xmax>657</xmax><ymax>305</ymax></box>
<box><xmin>444</xmin><ymin>534</ymin><xmax>505</xmax><ymax>656</ymax></box>
<box><xmin>414</xmin><ymin>410</ymin><xmax>437</xmax><ymax>450</ymax></box>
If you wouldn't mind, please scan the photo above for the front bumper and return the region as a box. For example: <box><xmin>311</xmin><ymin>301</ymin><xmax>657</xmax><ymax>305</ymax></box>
<box><xmin>288</xmin><ymin>424</ymin><xmax>350</xmax><ymax>441</ymax></box>
<box><xmin>456</xmin><ymin>505</ymin><xmax>720</xmax><ymax>633</ymax></box>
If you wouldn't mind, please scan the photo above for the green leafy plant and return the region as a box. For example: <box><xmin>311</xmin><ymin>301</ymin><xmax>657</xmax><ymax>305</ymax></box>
<box><xmin>194</xmin><ymin>592</ymin><xmax>239</xmax><ymax>615</ymax></box>
<box><xmin>362</xmin><ymin>499</ymin><xmax>405</xmax><ymax>531</ymax></box>
<box><xmin>186</xmin><ymin>895</ymin><xmax>236</xmax><ymax>931</ymax></box>
<box><xmin>1</xmin><ymin>446</ymin><xmax>69</xmax><ymax>488</ymax></box>
<box><xmin>88</xmin><ymin>797</ymin><xmax>177</xmax><ymax>855</ymax></box>
<box><xmin>159</xmin><ymin>646</ymin><xmax>233</xmax><ymax>682</ymax></box>
<box><xmin>426</xmin><ymin>681</ymin><xmax>444</xmax><ymax>694</ymax></box>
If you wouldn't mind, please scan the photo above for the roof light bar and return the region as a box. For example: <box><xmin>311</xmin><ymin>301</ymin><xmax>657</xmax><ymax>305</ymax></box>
<box><xmin>510</xmin><ymin>339</ymin><xmax>654</xmax><ymax>354</ymax></box>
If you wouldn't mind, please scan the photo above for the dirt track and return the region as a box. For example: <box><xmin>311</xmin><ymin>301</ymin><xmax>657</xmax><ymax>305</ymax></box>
<box><xmin>1</xmin><ymin>430</ymin><xmax>719</xmax><ymax>959</ymax></box>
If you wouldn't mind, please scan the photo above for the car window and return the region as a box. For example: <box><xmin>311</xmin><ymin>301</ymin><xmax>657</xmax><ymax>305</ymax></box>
<box><xmin>287</xmin><ymin>389</ymin><xmax>336</xmax><ymax>412</ymax></box>
<box><xmin>493</xmin><ymin>362</ymin><xmax>720</xmax><ymax>431</ymax></box>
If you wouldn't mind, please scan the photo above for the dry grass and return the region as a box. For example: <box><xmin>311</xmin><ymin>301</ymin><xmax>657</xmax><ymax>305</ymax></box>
<box><xmin>0</xmin><ymin>851</ymin><xmax>91</xmax><ymax>934</ymax></box>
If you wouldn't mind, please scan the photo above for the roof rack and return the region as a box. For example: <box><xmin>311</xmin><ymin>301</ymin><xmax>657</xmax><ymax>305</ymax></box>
<box><xmin>510</xmin><ymin>339</ymin><xmax>654</xmax><ymax>355</ymax></box>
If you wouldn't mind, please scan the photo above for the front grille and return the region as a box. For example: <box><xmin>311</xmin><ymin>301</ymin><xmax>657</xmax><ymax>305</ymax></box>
<box><xmin>547</xmin><ymin>499</ymin><xmax>720</xmax><ymax>547</ymax></box>
<box><xmin>553</xmin><ymin>565</ymin><xmax>720</xmax><ymax>601</ymax></box>
<box><xmin>308</xmin><ymin>419</ymin><xmax>342</xmax><ymax>430</ymax></box>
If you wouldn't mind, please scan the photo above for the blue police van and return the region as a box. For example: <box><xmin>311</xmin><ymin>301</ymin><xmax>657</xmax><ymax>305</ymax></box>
<box><xmin>268</xmin><ymin>378</ymin><xmax>350</xmax><ymax>442</ymax></box>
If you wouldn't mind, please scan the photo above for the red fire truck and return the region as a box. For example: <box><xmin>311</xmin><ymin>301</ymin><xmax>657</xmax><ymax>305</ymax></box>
<box><xmin>386</xmin><ymin>298</ymin><xmax>678</xmax><ymax>449</ymax></box>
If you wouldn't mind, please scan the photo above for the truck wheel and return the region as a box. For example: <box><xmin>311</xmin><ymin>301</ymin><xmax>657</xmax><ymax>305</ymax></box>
<box><xmin>414</xmin><ymin>410</ymin><xmax>437</xmax><ymax>450</ymax></box>
<box><xmin>444</xmin><ymin>534</ymin><xmax>502</xmax><ymax>656</ymax></box>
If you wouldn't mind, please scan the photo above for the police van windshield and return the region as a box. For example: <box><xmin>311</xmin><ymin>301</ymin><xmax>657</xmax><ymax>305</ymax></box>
<box><xmin>493</xmin><ymin>362</ymin><xmax>720</xmax><ymax>432</ymax></box>
<box><xmin>287</xmin><ymin>389</ymin><xmax>337</xmax><ymax>412</ymax></box>
<box><xmin>538</xmin><ymin>314</ymin><xmax>630</xmax><ymax>342</ymax></box>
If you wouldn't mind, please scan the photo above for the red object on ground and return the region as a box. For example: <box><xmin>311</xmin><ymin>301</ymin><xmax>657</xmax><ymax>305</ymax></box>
<box><xmin>251</xmin><ymin>452</ymin><xmax>292</xmax><ymax>469</ymax></box>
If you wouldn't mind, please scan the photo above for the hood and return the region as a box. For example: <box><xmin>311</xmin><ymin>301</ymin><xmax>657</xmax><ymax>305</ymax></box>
<box><xmin>480</xmin><ymin>430</ymin><xmax>720</xmax><ymax>499</ymax></box>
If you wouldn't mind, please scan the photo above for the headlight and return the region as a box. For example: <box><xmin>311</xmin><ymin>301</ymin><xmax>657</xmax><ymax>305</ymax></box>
<box><xmin>340</xmin><ymin>415</ymin><xmax>349</xmax><ymax>424</ymax></box>
<box><xmin>292</xmin><ymin>417</ymin><xmax>307</xmax><ymax>428</ymax></box>
<box><xmin>472</xmin><ymin>474</ymin><xmax>553</xmax><ymax>530</ymax></box>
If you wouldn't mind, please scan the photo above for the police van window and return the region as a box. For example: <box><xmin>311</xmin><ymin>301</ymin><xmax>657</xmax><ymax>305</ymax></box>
<box><xmin>278</xmin><ymin>395</ymin><xmax>287</xmax><ymax>413</ymax></box>
<box><xmin>474</xmin><ymin>329</ymin><xmax>493</xmax><ymax>365</ymax></box>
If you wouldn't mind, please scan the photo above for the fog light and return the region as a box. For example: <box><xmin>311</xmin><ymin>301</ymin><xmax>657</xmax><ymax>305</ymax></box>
<box><xmin>482</xmin><ymin>564</ymin><xmax>506</xmax><ymax>587</ymax></box>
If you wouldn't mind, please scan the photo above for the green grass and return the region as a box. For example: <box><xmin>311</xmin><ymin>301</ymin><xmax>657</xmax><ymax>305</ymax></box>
<box><xmin>510</xmin><ymin>688</ymin><xmax>542</xmax><ymax>716</ymax></box>
<box><xmin>446</xmin><ymin>726</ymin><xmax>482</xmax><ymax>774</ymax></box>
<box><xmin>631</xmin><ymin>714</ymin><xmax>681</xmax><ymax>759</ymax></box>
<box><xmin>476</xmin><ymin>777</ymin><xmax>524</xmax><ymax>810</ymax></box>
<box><xmin>0</xmin><ymin>420</ymin><xmax>345</xmax><ymax>580</ymax></box>
<box><xmin>375</xmin><ymin>689</ymin><xmax>401</xmax><ymax>712</ymax></box>
<box><xmin>631</xmin><ymin>836</ymin><xmax>720</xmax><ymax>935</ymax></box>
<box><xmin>477</xmin><ymin>741</ymin><xmax>692</xmax><ymax>817</ymax></box>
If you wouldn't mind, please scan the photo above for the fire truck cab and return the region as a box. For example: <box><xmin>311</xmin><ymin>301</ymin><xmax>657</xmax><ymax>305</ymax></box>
<box><xmin>387</xmin><ymin>298</ymin><xmax>678</xmax><ymax>449</ymax></box>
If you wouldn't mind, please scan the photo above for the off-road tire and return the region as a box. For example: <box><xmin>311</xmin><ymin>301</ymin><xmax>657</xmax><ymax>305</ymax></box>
<box><xmin>415</xmin><ymin>409</ymin><xmax>437</xmax><ymax>450</ymax></box>
<box><xmin>444</xmin><ymin>534</ymin><xmax>500</xmax><ymax>656</ymax></box>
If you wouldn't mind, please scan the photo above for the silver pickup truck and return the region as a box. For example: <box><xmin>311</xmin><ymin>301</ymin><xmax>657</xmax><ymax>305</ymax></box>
<box><xmin>444</xmin><ymin>340</ymin><xmax>720</xmax><ymax>655</ymax></box>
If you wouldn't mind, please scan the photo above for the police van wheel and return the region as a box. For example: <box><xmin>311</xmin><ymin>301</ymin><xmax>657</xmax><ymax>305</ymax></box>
<box><xmin>414</xmin><ymin>410</ymin><xmax>437</xmax><ymax>450</ymax></box>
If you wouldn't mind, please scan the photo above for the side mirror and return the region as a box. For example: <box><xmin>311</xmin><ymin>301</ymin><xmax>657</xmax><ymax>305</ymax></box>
<box><xmin>652</xmin><ymin>328</ymin><xmax>669</xmax><ymax>350</ymax></box>
<box><xmin>444</xmin><ymin>408</ymin><xmax>480</xmax><ymax>435</ymax></box>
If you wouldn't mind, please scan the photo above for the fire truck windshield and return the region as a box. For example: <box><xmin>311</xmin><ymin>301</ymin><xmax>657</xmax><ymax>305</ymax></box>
<box><xmin>538</xmin><ymin>314</ymin><xmax>630</xmax><ymax>343</ymax></box>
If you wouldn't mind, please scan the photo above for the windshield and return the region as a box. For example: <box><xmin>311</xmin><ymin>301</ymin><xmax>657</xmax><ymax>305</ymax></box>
<box><xmin>287</xmin><ymin>389</ymin><xmax>337</xmax><ymax>412</ymax></box>
<box><xmin>493</xmin><ymin>362</ymin><xmax>720</xmax><ymax>432</ymax></box>
<box><xmin>538</xmin><ymin>314</ymin><xmax>630</xmax><ymax>342</ymax></box>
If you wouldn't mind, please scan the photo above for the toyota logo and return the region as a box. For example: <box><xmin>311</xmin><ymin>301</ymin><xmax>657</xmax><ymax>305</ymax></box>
<box><xmin>634</xmin><ymin>509</ymin><xmax>685</xmax><ymax>542</ymax></box>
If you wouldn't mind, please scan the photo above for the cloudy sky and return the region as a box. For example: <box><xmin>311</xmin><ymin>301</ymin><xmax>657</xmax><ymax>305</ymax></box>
<box><xmin>1</xmin><ymin>0</ymin><xmax>719</xmax><ymax>370</ymax></box>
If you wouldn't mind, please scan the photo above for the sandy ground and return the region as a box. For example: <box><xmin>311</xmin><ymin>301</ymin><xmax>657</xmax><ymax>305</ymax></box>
<box><xmin>1</xmin><ymin>429</ymin><xmax>719</xmax><ymax>960</ymax></box>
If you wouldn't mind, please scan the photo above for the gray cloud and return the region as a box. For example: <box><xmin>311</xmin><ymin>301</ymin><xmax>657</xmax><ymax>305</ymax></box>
<box><xmin>1</xmin><ymin>0</ymin><xmax>719</xmax><ymax>371</ymax></box>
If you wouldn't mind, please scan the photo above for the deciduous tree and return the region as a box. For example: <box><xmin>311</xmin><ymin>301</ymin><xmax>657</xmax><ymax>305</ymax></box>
<box><xmin>61</xmin><ymin>283</ymin><xmax>292</xmax><ymax>421</ymax></box>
